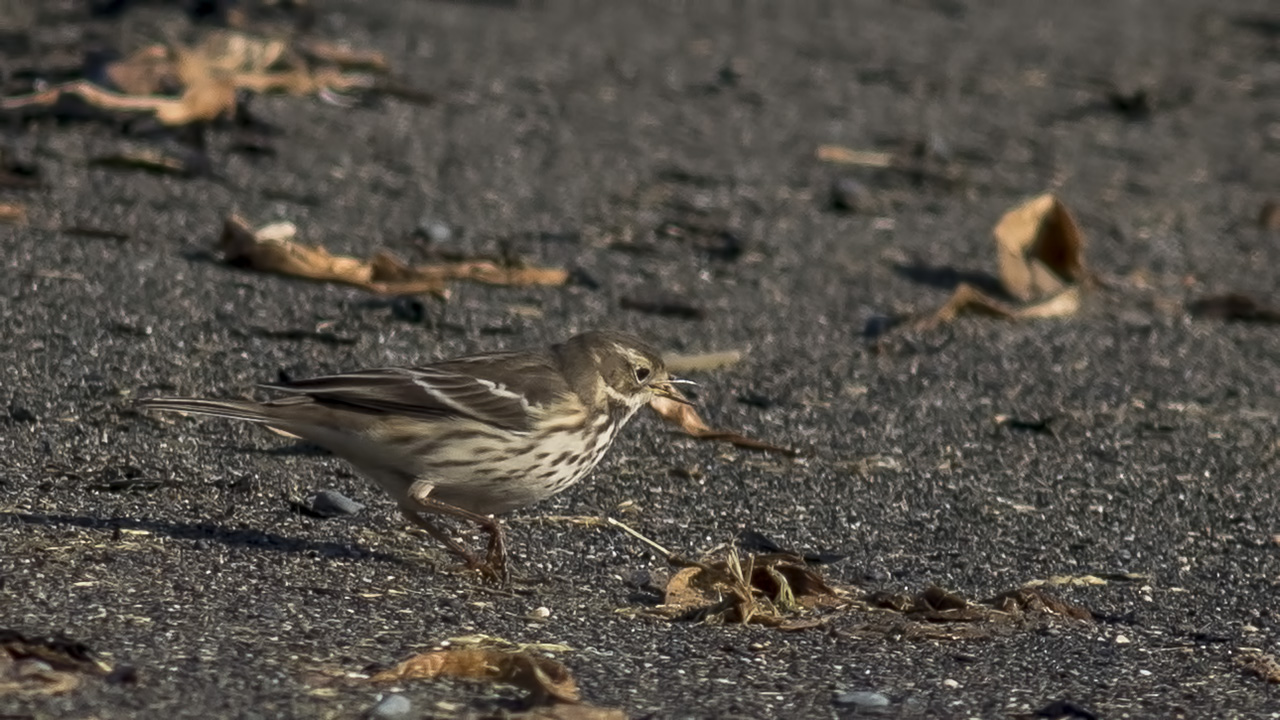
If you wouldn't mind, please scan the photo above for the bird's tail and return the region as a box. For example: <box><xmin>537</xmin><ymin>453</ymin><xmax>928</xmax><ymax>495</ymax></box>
<box><xmin>138</xmin><ymin>397</ymin><xmax>276</xmax><ymax>424</ymax></box>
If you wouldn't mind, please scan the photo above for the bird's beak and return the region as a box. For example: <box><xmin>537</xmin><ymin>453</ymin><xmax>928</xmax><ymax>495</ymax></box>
<box><xmin>653</xmin><ymin>377</ymin><xmax>697</xmax><ymax>405</ymax></box>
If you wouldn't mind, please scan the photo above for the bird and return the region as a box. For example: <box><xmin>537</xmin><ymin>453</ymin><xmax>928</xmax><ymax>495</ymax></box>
<box><xmin>139</xmin><ymin>330</ymin><xmax>693</xmax><ymax>579</ymax></box>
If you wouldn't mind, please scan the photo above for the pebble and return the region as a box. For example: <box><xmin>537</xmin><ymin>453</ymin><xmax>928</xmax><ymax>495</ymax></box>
<box><xmin>1115</xmin><ymin>634</ymin><xmax>1131</xmax><ymax>644</ymax></box>
<box><xmin>307</xmin><ymin>490</ymin><xmax>365</xmax><ymax>518</ymax></box>
<box><xmin>830</xmin><ymin>177</ymin><xmax>868</xmax><ymax>213</ymax></box>
<box><xmin>390</xmin><ymin>296</ymin><xmax>428</xmax><ymax>324</ymax></box>
<box><xmin>368</xmin><ymin>693</ymin><xmax>413</xmax><ymax>720</ymax></box>
<box><xmin>862</xmin><ymin>314</ymin><xmax>900</xmax><ymax>339</ymax></box>
<box><xmin>417</xmin><ymin>219</ymin><xmax>454</xmax><ymax>244</ymax></box>
<box><xmin>833</xmin><ymin>690</ymin><xmax>890</xmax><ymax>708</ymax></box>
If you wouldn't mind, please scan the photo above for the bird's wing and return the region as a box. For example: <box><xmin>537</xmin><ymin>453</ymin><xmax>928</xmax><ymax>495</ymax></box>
<box><xmin>260</xmin><ymin>351</ymin><xmax>565</xmax><ymax>432</ymax></box>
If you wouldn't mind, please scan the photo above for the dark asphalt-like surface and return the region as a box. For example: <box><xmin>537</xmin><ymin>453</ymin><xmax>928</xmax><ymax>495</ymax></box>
<box><xmin>3</xmin><ymin>1</ymin><xmax>1280</xmax><ymax>718</ymax></box>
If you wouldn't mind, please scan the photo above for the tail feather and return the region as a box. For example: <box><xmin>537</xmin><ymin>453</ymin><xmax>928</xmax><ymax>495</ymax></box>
<box><xmin>138</xmin><ymin>397</ymin><xmax>275</xmax><ymax>424</ymax></box>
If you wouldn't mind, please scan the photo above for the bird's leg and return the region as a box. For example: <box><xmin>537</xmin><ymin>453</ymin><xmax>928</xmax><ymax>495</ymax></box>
<box><xmin>406</xmin><ymin>480</ymin><xmax>508</xmax><ymax>582</ymax></box>
<box><xmin>397</xmin><ymin>504</ymin><xmax>483</xmax><ymax>568</ymax></box>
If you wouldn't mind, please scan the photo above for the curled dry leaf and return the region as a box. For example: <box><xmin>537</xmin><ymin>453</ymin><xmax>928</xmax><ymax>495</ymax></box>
<box><xmin>993</xmin><ymin>193</ymin><xmax>1087</xmax><ymax>302</ymax></box>
<box><xmin>218</xmin><ymin>215</ymin><xmax>568</xmax><ymax>296</ymax></box>
<box><xmin>866</xmin><ymin>585</ymin><xmax>1091</xmax><ymax>623</ymax></box>
<box><xmin>0</xmin><ymin>629</ymin><xmax>116</xmax><ymax>697</ymax></box>
<box><xmin>919</xmin><ymin>284</ymin><xmax>1080</xmax><ymax>329</ymax></box>
<box><xmin>655</xmin><ymin>550</ymin><xmax>845</xmax><ymax>627</ymax></box>
<box><xmin>1238</xmin><ymin>651</ymin><xmax>1280</xmax><ymax>684</ymax></box>
<box><xmin>370</xmin><ymin>648</ymin><xmax>579</xmax><ymax>704</ymax></box>
<box><xmin>1</xmin><ymin>79</ymin><xmax>236</xmax><ymax>126</ymax></box>
<box><xmin>1</xmin><ymin>29</ymin><xmax>426</xmax><ymax>126</ymax></box>
<box><xmin>915</xmin><ymin>193</ymin><xmax>1088</xmax><ymax>330</ymax></box>
<box><xmin>648</xmin><ymin>395</ymin><xmax>797</xmax><ymax>456</ymax></box>
<box><xmin>986</xmin><ymin>588</ymin><xmax>1093</xmax><ymax>620</ymax></box>
<box><xmin>1022</xmin><ymin>574</ymin><xmax>1108</xmax><ymax>588</ymax></box>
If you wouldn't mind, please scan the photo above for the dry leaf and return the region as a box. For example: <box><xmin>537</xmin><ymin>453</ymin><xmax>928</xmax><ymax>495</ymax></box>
<box><xmin>986</xmin><ymin>588</ymin><xmax>1093</xmax><ymax>620</ymax></box>
<box><xmin>919</xmin><ymin>284</ymin><xmax>1080</xmax><ymax>329</ymax></box>
<box><xmin>655</xmin><ymin>550</ymin><xmax>844</xmax><ymax>626</ymax></box>
<box><xmin>993</xmin><ymin>193</ymin><xmax>1087</xmax><ymax>302</ymax></box>
<box><xmin>2</xmin><ymin>29</ymin><xmax>425</xmax><ymax>126</ymax></box>
<box><xmin>370</xmin><ymin>648</ymin><xmax>579</xmax><ymax>704</ymax></box>
<box><xmin>904</xmin><ymin>194</ymin><xmax>1089</xmax><ymax>332</ymax></box>
<box><xmin>1239</xmin><ymin>651</ymin><xmax>1280</xmax><ymax>684</ymax></box>
<box><xmin>865</xmin><ymin>585</ymin><xmax>1092</xmax><ymax>624</ymax></box>
<box><xmin>648</xmin><ymin>395</ymin><xmax>797</xmax><ymax>456</ymax></box>
<box><xmin>218</xmin><ymin>216</ymin><xmax>567</xmax><ymax>296</ymax></box>
<box><xmin>0</xmin><ymin>629</ymin><xmax>117</xmax><ymax>697</ymax></box>
<box><xmin>297</xmin><ymin>40</ymin><xmax>391</xmax><ymax>72</ymax></box>
<box><xmin>104</xmin><ymin>45</ymin><xmax>179</xmax><ymax>95</ymax></box>
<box><xmin>1023</xmin><ymin>574</ymin><xmax>1108</xmax><ymax>588</ymax></box>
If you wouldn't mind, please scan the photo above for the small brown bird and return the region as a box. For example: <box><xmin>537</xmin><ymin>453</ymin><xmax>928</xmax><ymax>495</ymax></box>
<box><xmin>140</xmin><ymin>330</ymin><xmax>692</xmax><ymax>578</ymax></box>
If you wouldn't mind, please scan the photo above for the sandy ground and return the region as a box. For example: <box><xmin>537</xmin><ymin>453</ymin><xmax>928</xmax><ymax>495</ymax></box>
<box><xmin>2</xmin><ymin>1</ymin><xmax>1280</xmax><ymax>718</ymax></box>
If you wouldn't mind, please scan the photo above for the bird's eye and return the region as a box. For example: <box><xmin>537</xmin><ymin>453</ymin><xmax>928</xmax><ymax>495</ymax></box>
<box><xmin>634</xmin><ymin>366</ymin><xmax>651</xmax><ymax>383</ymax></box>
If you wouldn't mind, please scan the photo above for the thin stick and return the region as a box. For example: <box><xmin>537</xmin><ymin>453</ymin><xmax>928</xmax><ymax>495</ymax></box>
<box><xmin>665</xmin><ymin>350</ymin><xmax>744</xmax><ymax>374</ymax></box>
<box><xmin>605</xmin><ymin>517</ymin><xmax>673</xmax><ymax>557</ymax></box>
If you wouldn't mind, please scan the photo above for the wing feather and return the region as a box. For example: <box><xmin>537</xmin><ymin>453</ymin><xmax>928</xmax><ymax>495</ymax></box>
<box><xmin>260</xmin><ymin>351</ymin><xmax>566</xmax><ymax>432</ymax></box>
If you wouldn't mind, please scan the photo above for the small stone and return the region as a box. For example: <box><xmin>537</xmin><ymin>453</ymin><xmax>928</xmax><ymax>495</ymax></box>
<box><xmin>8</xmin><ymin>404</ymin><xmax>37</xmax><ymax>423</ymax></box>
<box><xmin>416</xmin><ymin>218</ymin><xmax>454</xmax><ymax>244</ymax></box>
<box><xmin>390</xmin><ymin>296</ymin><xmax>427</xmax><ymax>324</ymax></box>
<box><xmin>1115</xmin><ymin>634</ymin><xmax>1131</xmax><ymax>644</ymax></box>
<box><xmin>526</xmin><ymin>606</ymin><xmax>551</xmax><ymax>621</ymax></box>
<box><xmin>861</xmin><ymin>567</ymin><xmax>891</xmax><ymax>583</ymax></box>
<box><xmin>834</xmin><ymin>690</ymin><xmax>890</xmax><ymax>708</ymax></box>
<box><xmin>830</xmin><ymin>177</ymin><xmax>867</xmax><ymax>213</ymax></box>
<box><xmin>307</xmin><ymin>490</ymin><xmax>365</xmax><ymax>518</ymax></box>
<box><xmin>369</xmin><ymin>693</ymin><xmax>412</xmax><ymax>720</ymax></box>
<box><xmin>862</xmin><ymin>314</ymin><xmax>900</xmax><ymax>339</ymax></box>
<box><xmin>624</xmin><ymin>569</ymin><xmax>653</xmax><ymax>589</ymax></box>
<box><xmin>567</xmin><ymin>267</ymin><xmax>601</xmax><ymax>290</ymax></box>
<box><xmin>942</xmin><ymin>678</ymin><xmax>961</xmax><ymax>689</ymax></box>
<box><xmin>105</xmin><ymin>665</ymin><xmax>139</xmax><ymax>684</ymax></box>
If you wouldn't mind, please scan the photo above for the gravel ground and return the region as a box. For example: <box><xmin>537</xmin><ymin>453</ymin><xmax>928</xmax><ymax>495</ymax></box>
<box><xmin>2</xmin><ymin>1</ymin><xmax>1280</xmax><ymax>718</ymax></box>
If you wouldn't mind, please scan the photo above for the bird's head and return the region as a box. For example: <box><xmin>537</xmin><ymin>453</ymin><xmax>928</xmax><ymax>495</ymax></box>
<box><xmin>558</xmin><ymin>330</ymin><xmax>694</xmax><ymax>414</ymax></box>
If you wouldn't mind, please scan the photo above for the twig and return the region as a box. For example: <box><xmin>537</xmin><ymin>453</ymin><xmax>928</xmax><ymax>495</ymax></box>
<box><xmin>665</xmin><ymin>350</ymin><xmax>744</xmax><ymax>374</ymax></box>
<box><xmin>605</xmin><ymin>517</ymin><xmax>710</xmax><ymax>571</ymax></box>
<box><xmin>815</xmin><ymin>145</ymin><xmax>895</xmax><ymax>168</ymax></box>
